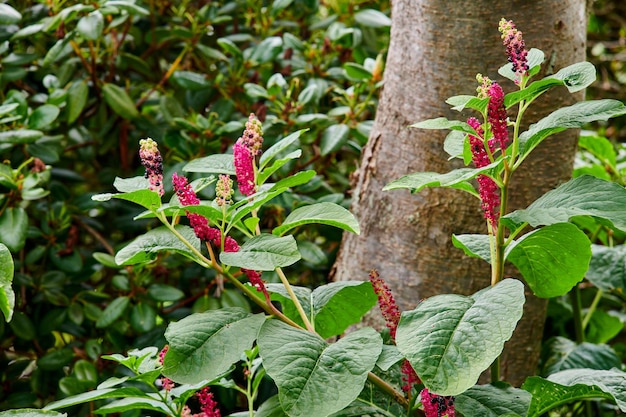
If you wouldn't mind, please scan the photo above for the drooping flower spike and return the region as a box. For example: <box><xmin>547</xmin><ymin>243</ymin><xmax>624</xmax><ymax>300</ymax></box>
<box><xmin>139</xmin><ymin>138</ymin><xmax>164</xmax><ymax>196</ymax></box>
<box><xmin>499</xmin><ymin>18</ymin><xmax>529</xmax><ymax>83</ymax></box>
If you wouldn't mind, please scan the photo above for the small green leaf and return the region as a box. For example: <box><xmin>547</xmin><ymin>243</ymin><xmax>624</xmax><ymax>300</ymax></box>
<box><xmin>272</xmin><ymin>202</ymin><xmax>359</xmax><ymax>236</ymax></box>
<box><xmin>585</xmin><ymin>309</ymin><xmax>623</xmax><ymax>344</ymax></box>
<box><xmin>115</xmin><ymin>225</ymin><xmax>201</xmax><ymax>266</ymax></box>
<box><xmin>517</xmin><ymin>100</ymin><xmax>626</xmax><ymax>163</ymax></box>
<box><xmin>0</xmin><ymin>4</ymin><xmax>22</xmax><ymax>24</ymax></box>
<box><xmin>343</xmin><ymin>63</ymin><xmax>372</xmax><ymax>80</ymax></box>
<box><xmin>76</xmin><ymin>11</ymin><xmax>104</xmax><ymax>40</ymax></box>
<box><xmin>410</xmin><ymin>117</ymin><xmax>475</xmax><ymax>134</ymax></box>
<box><xmin>320</xmin><ymin>124</ymin><xmax>350</xmax><ymax>156</ymax></box>
<box><xmin>114</xmin><ymin>189</ymin><xmax>162</xmax><ymax>211</ymax></box>
<box><xmin>586</xmin><ymin>244</ymin><xmax>626</xmax><ymax>291</ymax></box>
<box><xmin>452</xmin><ymin>234</ymin><xmax>491</xmax><ymax>263</ymax></box>
<box><xmin>446</xmin><ymin>95</ymin><xmax>489</xmax><ymax>113</ymax></box>
<box><xmin>43</xmin><ymin>34</ymin><xmax>73</xmax><ymax>67</ymax></box>
<box><xmin>384</xmin><ymin>161</ymin><xmax>501</xmax><ymax>197</ymax></box>
<box><xmin>95</xmin><ymin>397</ymin><xmax>171</xmax><ymax>415</ymax></box>
<box><xmin>96</xmin><ymin>296</ymin><xmax>130</xmax><ymax>328</ymax></box>
<box><xmin>102</xmin><ymin>83</ymin><xmax>139</xmax><ymax>120</ymax></box>
<box><xmin>130</xmin><ymin>303</ymin><xmax>156</xmax><ymax>332</ymax></box>
<box><xmin>455</xmin><ymin>383</ymin><xmax>531</xmax><ymax>417</ymax></box>
<box><xmin>0</xmin><ymin>243</ymin><xmax>14</xmax><ymax>321</ymax></box>
<box><xmin>0</xmin><ymin>129</ymin><xmax>44</xmax><ymax>144</ymax></box>
<box><xmin>170</xmin><ymin>71</ymin><xmax>211</xmax><ymax>91</ymax></box>
<box><xmin>257</xmin><ymin>149</ymin><xmax>302</xmax><ymax>184</ymax></box>
<box><xmin>258</xmin><ymin>320</ymin><xmax>382</xmax><ymax>417</ymax></box>
<box><xmin>67</xmin><ymin>81</ymin><xmax>88</xmax><ymax>124</ymax></box>
<box><xmin>183</xmin><ymin>154</ymin><xmax>235</xmax><ymax>175</ymax></box>
<box><xmin>578</xmin><ymin>134</ymin><xmax>617</xmax><ymax>169</ymax></box>
<box><xmin>163</xmin><ymin>308</ymin><xmax>264</xmax><ymax>384</ymax></box>
<box><xmin>0</xmin><ymin>409</ymin><xmax>66</xmax><ymax>417</ymax></box>
<box><xmin>0</xmin><ymin>207</ymin><xmax>28</xmax><ymax>252</ymax></box>
<box><xmin>102</xmin><ymin>0</ymin><xmax>149</xmax><ymax>15</ymax></box>
<box><xmin>396</xmin><ymin>279</ymin><xmax>525</xmax><ymax>396</ymax></box>
<box><xmin>147</xmin><ymin>284</ymin><xmax>184</xmax><ymax>302</ymax></box>
<box><xmin>113</xmin><ymin>176</ymin><xmax>150</xmax><ymax>192</ymax></box>
<box><xmin>506</xmin><ymin>223</ymin><xmax>591</xmax><ymax>298</ymax></box>
<box><xmin>259</xmin><ymin>129</ymin><xmax>306</xmax><ymax>170</ymax></box>
<box><xmin>354</xmin><ymin>9</ymin><xmax>391</xmax><ymax>28</ymax></box>
<box><xmin>524</xmin><ymin>369</ymin><xmax>626</xmax><ymax>416</ymax></box>
<box><xmin>541</xmin><ymin>337</ymin><xmax>620</xmax><ymax>375</ymax></box>
<box><xmin>27</xmin><ymin>104</ymin><xmax>60</xmax><ymax>130</ymax></box>
<box><xmin>220</xmin><ymin>234</ymin><xmax>300</xmax><ymax>271</ymax></box>
<box><xmin>502</xmin><ymin>175</ymin><xmax>626</xmax><ymax>232</ymax></box>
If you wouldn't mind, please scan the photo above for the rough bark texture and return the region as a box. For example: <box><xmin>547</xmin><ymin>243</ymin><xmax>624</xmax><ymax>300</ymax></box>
<box><xmin>332</xmin><ymin>1</ymin><xmax>587</xmax><ymax>386</ymax></box>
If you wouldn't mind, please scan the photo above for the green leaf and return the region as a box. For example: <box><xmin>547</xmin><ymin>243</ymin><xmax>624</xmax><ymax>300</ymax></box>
<box><xmin>354</xmin><ymin>9</ymin><xmax>391</xmax><ymax>28</ymax></box>
<box><xmin>106</xmin><ymin>189</ymin><xmax>162</xmax><ymax>211</ymax></box>
<box><xmin>96</xmin><ymin>296</ymin><xmax>130</xmax><ymax>328</ymax></box>
<box><xmin>258</xmin><ymin>320</ymin><xmax>382</xmax><ymax>417</ymax></box>
<box><xmin>0</xmin><ymin>129</ymin><xmax>44</xmax><ymax>144</ymax></box>
<box><xmin>147</xmin><ymin>284</ymin><xmax>184</xmax><ymax>302</ymax></box>
<box><xmin>115</xmin><ymin>225</ymin><xmax>202</xmax><ymax>266</ymax></box>
<box><xmin>396</xmin><ymin>279</ymin><xmax>525</xmax><ymax>396</ymax></box>
<box><xmin>505</xmin><ymin>223</ymin><xmax>591</xmax><ymax>298</ymax></box>
<box><xmin>455</xmin><ymin>383</ymin><xmax>531</xmax><ymax>417</ymax></box>
<box><xmin>272</xmin><ymin>202</ymin><xmax>360</xmax><ymax>236</ymax></box>
<box><xmin>259</xmin><ymin>129</ymin><xmax>306</xmax><ymax>170</ymax></box>
<box><xmin>0</xmin><ymin>409</ymin><xmax>65</xmax><ymax>417</ymax></box>
<box><xmin>445</xmin><ymin>95</ymin><xmax>489</xmax><ymax>113</ymax></box>
<box><xmin>541</xmin><ymin>337</ymin><xmax>620</xmax><ymax>375</ymax></box>
<box><xmin>183</xmin><ymin>154</ymin><xmax>235</xmax><ymax>175</ymax></box>
<box><xmin>102</xmin><ymin>0</ymin><xmax>149</xmax><ymax>15</ymax></box>
<box><xmin>586</xmin><ymin>244</ymin><xmax>626</xmax><ymax>291</ymax></box>
<box><xmin>0</xmin><ymin>4</ymin><xmax>22</xmax><ymax>24</ymax></box>
<box><xmin>257</xmin><ymin>150</ymin><xmax>302</xmax><ymax>184</ymax></box>
<box><xmin>266</xmin><ymin>281</ymin><xmax>377</xmax><ymax>339</ymax></box>
<box><xmin>451</xmin><ymin>234</ymin><xmax>491</xmax><ymax>263</ymax></box>
<box><xmin>502</xmin><ymin>175</ymin><xmax>626</xmax><ymax>232</ymax></box>
<box><xmin>66</xmin><ymin>81</ymin><xmax>88</xmax><ymax>124</ymax></box>
<box><xmin>410</xmin><ymin>117</ymin><xmax>475</xmax><ymax>134</ymax></box>
<box><xmin>343</xmin><ymin>63</ymin><xmax>372</xmax><ymax>80</ymax></box>
<box><xmin>505</xmin><ymin>62</ymin><xmax>596</xmax><ymax>108</ymax></box>
<box><xmin>0</xmin><ymin>243</ymin><xmax>14</xmax><ymax>321</ymax></box>
<box><xmin>383</xmin><ymin>161</ymin><xmax>502</xmax><ymax>197</ymax></box>
<box><xmin>76</xmin><ymin>11</ymin><xmax>104</xmax><ymax>40</ymax></box>
<box><xmin>578</xmin><ymin>134</ymin><xmax>617</xmax><ymax>169</ymax></box>
<box><xmin>0</xmin><ymin>207</ymin><xmax>28</xmax><ymax>252</ymax></box>
<box><xmin>43</xmin><ymin>35</ymin><xmax>73</xmax><ymax>67</ymax></box>
<box><xmin>102</xmin><ymin>83</ymin><xmax>139</xmax><ymax>120</ymax></box>
<box><xmin>163</xmin><ymin>308</ymin><xmax>264</xmax><ymax>384</ymax></box>
<box><xmin>443</xmin><ymin>130</ymin><xmax>467</xmax><ymax>160</ymax></box>
<box><xmin>320</xmin><ymin>124</ymin><xmax>350</xmax><ymax>156</ymax></box>
<box><xmin>170</xmin><ymin>71</ymin><xmax>211</xmax><ymax>91</ymax></box>
<box><xmin>28</xmin><ymin>105</ymin><xmax>60</xmax><ymax>130</ymax></box>
<box><xmin>524</xmin><ymin>369</ymin><xmax>626</xmax><ymax>416</ymax></box>
<box><xmin>585</xmin><ymin>309</ymin><xmax>623</xmax><ymax>344</ymax></box>
<box><xmin>113</xmin><ymin>176</ymin><xmax>150</xmax><ymax>192</ymax></box>
<box><xmin>219</xmin><ymin>234</ymin><xmax>300</xmax><ymax>271</ymax></box>
<box><xmin>517</xmin><ymin>100</ymin><xmax>626</xmax><ymax>162</ymax></box>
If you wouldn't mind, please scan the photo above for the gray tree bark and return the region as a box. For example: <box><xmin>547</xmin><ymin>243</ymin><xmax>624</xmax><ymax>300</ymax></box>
<box><xmin>333</xmin><ymin>0</ymin><xmax>587</xmax><ymax>386</ymax></box>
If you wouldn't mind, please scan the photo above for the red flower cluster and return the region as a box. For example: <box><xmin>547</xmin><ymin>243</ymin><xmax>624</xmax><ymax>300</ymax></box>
<box><xmin>421</xmin><ymin>388</ymin><xmax>455</xmax><ymax>417</ymax></box>
<box><xmin>369</xmin><ymin>270</ymin><xmax>401</xmax><ymax>339</ymax></box>
<box><xmin>233</xmin><ymin>114</ymin><xmax>264</xmax><ymax>196</ymax></box>
<box><xmin>499</xmin><ymin>18</ymin><xmax>529</xmax><ymax>83</ymax></box>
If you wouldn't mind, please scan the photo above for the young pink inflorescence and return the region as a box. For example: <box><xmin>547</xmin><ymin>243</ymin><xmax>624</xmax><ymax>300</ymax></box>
<box><xmin>487</xmin><ymin>82</ymin><xmax>510</xmax><ymax>151</ymax></box>
<box><xmin>467</xmin><ymin>118</ymin><xmax>501</xmax><ymax>228</ymax></box>
<box><xmin>421</xmin><ymin>388</ymin><xmax>455</xmax><ymax>417</ymax></box>
<box><xmin>369</xmin><ymin>270</ymin><xmax>401</xmax><ymax>339</ymax></box>
<box><xmin>196</xmin><ymin>387</ymin><xmax>221</xmax><ymax>417</ymax></box>
<box><xmin>139</xmin><ymin>138</ymin><xmax>164</xmax><ymax>196</ymax></box>
<box><xmin>233</xmin><ymin>114</ymin><xmax>264</xmax><ymax>196</ymax></box>
<box><xmin>499</xmin><ymin>18</ymin><xmax>529</xmax><ymax>83</ymax></box>
<box><xmin>215</xmin><ymin>174</ymin><xmax>234</xmax><ymax>207</ymax></box>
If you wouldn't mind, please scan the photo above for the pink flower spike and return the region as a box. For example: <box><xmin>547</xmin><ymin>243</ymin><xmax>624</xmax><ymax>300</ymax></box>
<box><xmin>369</xmin><ymin>270</ymin><xmax>401</xmax><ymax>340</ymax></box>
<box><xmin>139</xmin><ymin>138</ymin><xmax>164</xmax><ymax>196</ymax></box>
<box><xmin>421</xmin><ymin>388</ymin><xmax>455</xmax><ymax>417</ymax></box>
<box><xmin>197</xmin><ymin>387</ymin><xmax>221</xmax><ymax>417</ymax></box>
<box><xmin>234</xmin><ymin>142</ymin><xmax>256</xmax><ymax>196</ymax></box>
<box><xmin>172</xmin><ymin>173</ymin><xmax>200</xmax><ymax>206</ymax></box>
<box><xmin>487</xmin><ymin>83</ymin><xmax>510</xmax><ymax>151</ymax></box>
<box><xmin>499</xmin><ymin>18</ymin><xmax>529</xmax><ymax>83</ymax></box>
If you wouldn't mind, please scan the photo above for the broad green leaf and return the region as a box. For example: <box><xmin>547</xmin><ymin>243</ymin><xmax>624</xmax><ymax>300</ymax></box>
<box><xmin>67</xmin><ymin>81</ymin><xmax>89</xmax><ymax>124</ymax></box>
<box><xmin>113</xmin><ymin>176</ymin><xmax>150</xmax><ymax>193</ymax></box>
<box><xmin>0</xmin><ymin>103</ymin><xmax>19</xmax><ymax>118</ymax></box>
<box><xmin>43</xmin><ymin>387</ymin><xmax>147</xmax><ymax>411</ymax></box>
<box><xmin>258</xmin><ymin>320</ymin><xmax>382</xmax><ymax>417</ymax></box>
<box><xmin>505</xmin><ymin>223</ymin><xmax>591</xmax><ymax>298</ymax></box>
<box><xmin>257</xmin><ymin>149</ymin><xmax>302</xmax><ymax>184</ymax></box>
<box><xmin>102</xmin><ymin>83</ymin><xmax>139</xmax><ymax>120</ymax></box>
<box><xmin>383</xmin><ymin>161</ymin><xmax>502</xmax><ymax>197</ymax></box>
<box><xmin>498</xmin><ymin>48</ymin><xmax>545</xmax><ymax>83</ymax></box>
<box><xmin>505</xmin><ymin>62</ymin><xmax>596</xmax><ymax>108</ymax></box>
<box><xmin>586</xmin><ymin>244</ymin><xmax>626</xmax><ymax>291</ymax></box>
<box><xmin>265</xmin><ymin>281</ymin><xmax>377</xmax><ymax>339</ymax></box>
<box><xmin>320</xmin><ymin>124</ymin><xmax>350</xmax><ymax>156</ymax></box>
<box><xmin>94</xmin><ymin>397</ymin><xmax>171</xmax><ymax>415</ymax></box>
<box><xmin>272</xmin><ymin>202</ymin><xmax>360</xmax><ymax>236</ymax></box>
<box><xmin>354</xmin><ymin>9</ymin><xmax>391</xmax><ymax>28</ymax></box>
<box><xmin>170</xmin><ymin>71</ymin><xmax>211</xmax><ymax>91</ymax></box>
<box><xmin>163</xmin><ymin>308</ymin><xmax>264</xmax><ymax>384</ymax></box>
<box><xmin>585</xmin><ymin>309</ymin><xmax>623</xmax><ymax>344</ymax></box>
<box><xmin>147</xmin><ymin>284</ymin><xmax>184</xmax><ymax>302</ymax></box>
<box><xmin>219</xmin><ymin>234</ymin><xmax>300</xmax><ymax>271</ymax></box>
<box><xmin>0</xmin><ymin>129</ymin><xmax>43</xmax><ymax>144</ymax></box>
<box><xmin>0</xmin><ymin>4</ymin><xmax>22</xmax><ymax>24</ymax></box>
<box><xmin>455</xmin><ymin>383</ymin><xmax>531</xmax><ymax>417</ymax></box>
<box><xmin>76</xmin><ymin>11</ymin><xmax>104</xmax><ymax>40</ymax></box>
<box><xmin>0</xmin><ymin>243</ymin><xmax>14</xmax><ymax>321</ymax></box>
<box><xmin>452</xmin><ymin>234</ymin><xmax>491</xmax><ymax>263</ymax></box>
<box><xmin>111</xmin><ymin>189</ymin><xmax>162</xmax><ymax>211</ymax></box>
<box><xmin>541</xmin><ymin>337</ymin><xmax>620</xmax><ymax>375</ymax></box>
<box><xmin>517</xmin><ymin>100</ymin><xmax>626</xmax><ymax>163</ymax></box>
<box><xmin>115</xmin><ymin>225</ymin><xmax>202</xmax><ymax>266</ymax></box>
<box><xmin>0</xmin><ymin>207</ymin><xmax>28</xmax><ymax>252</ymax></box>
<box><xmin>524</xmin><ymin>369</ymin><xmax>626</xmax><ymax>416</ymax></box>
<box><xmin>396</xmin><ymin>279</ymin><xmax>525</xmax><ymax>396</ymax></box>
<box><xmin>136</xmin><ymin>203</ymin><xmax>222</xmax><ymax>223</ymax></box>
<box><xmin>443</xmin><ymin>130</ymin><xmax>466</xmax><ymax>160</ymax></box>
<box><xmin>578</xmin><ymin>134</ymin><xmax>617</xmax><ymax>168</ymax></box>
<box><xmin>344</xmin><ymin>63</ymin><xmax>372</xmax><ymax>80</ymax></box>
<box><xmin>376</xmin><ymin>345</ymin><xmax>404</xmax><ymax>371</ymax></box>
<box><xmin>445</xmin><ymin>95</ymin><xmax>489</xmax><ymax>113</ymax></box>
<box><xmin>96</xmin><ymin>296</ymin><xmax>130</xmax><ymax>328</ymax></box>
<box><xmin>410</xmin><ymin>117</ymin><xmax>475</xmax><ymax>134</ymax></box>
<box><xmin>259</xmin><ymin>129</ymin><xmax>306</xmax><ymax>169</ymax></box>
<box><xmin>28</xmin><ymin>105</ymin><xmax>60</xmax><ymax>129</ymax></box>
<box><xmin>183</xmin><ymin>154</ymin><xmax>235</xmax><ymax>174</ymax></box>
<box><xmin>0</xmin><ymin>410</ymin><xmax>65</xmax><ymax>417</ymax></box>
<box><xmin>502</xmin><ymin>175</ymin><xmax>626</xmax><ymax>232</ymax></box>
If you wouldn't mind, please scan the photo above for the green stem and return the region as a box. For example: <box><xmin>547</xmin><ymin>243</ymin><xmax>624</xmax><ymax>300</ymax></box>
<box><xmin>570</xmin><ymin>284</ymin><xmax>585</xmax><ymax>344</ymax></box>
<box><xmin>276</xmin><ymin>267</ymin><xmax>315</xmax><ymax>332</ymax></box>
<box><xmin>582</xmin><ymin>288</ymin><xmax>603</xmax><ymax>331</ymax></box>
<box><xmin>366</xmin><ymin>371</ymin><xmax>410</xmax><ymax>411</ymax></box>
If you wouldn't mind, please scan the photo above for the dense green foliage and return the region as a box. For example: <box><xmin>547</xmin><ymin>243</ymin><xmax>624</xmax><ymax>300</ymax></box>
<box><xmin>0</xmin><ymin>0</ymin><xmax>389</xmax><ymax>412</ymax></box>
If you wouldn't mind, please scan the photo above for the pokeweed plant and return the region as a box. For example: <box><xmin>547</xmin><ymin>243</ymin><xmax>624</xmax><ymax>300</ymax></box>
<box><xmin>11</xmin><ymin>18</ymin><xmax>626</xmax><ymax>417</ymax></box>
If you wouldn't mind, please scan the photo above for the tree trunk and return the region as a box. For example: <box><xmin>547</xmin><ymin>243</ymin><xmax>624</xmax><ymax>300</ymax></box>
<box><xmin>332</xmin><ymin>0</ymin><xmax>587</xmax><ymax>386</ymax></box>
